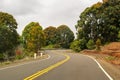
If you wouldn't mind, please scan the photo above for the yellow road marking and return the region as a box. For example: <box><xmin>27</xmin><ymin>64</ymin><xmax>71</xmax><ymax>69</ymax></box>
<box><xmin>24</xmin><ymin>54</ymin><xmax>70</xmax><ymax>80</ymax></box>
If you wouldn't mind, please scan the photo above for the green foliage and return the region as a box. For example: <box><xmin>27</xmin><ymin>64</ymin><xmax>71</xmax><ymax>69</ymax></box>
<box><xmin>96</xmin><ymin>38</ymin><xmax>101</xmax><ymax>50</ymax></box>
<box><xmin>86</xmin><ymin>39</ymin><xmax>95</xmax><ymax>50</ymax></box>
<box><xmin>0</xmin><ymin>54</ymin><xmax>4</xmax><ymax>60</ymax></box>
<box><xmin>44</xmin><ymin>44</ymin><xmax>61</xmax><ymax>49</ymax></box>
<box><xmin>105</xmin><ymin>56</ymin><xmax>116</xmax><ymax>61</ymax></box>
<box><xmin>56</xmin><ymin>25</ymin><xmax>74</xmax><ymax>48</ymax></box>
<box><xmin>44</xmin><ymin>26</ymin><xmax>57</xmax><ymax>45</ymax></box>
<box><xmin>0</xmin><ymin>12</ymin><xmax>17</xmax><ymax>29</ymax></box>
<box><xmin>70</xmin><ymin>40</ymin><xmax>81</xmax><ymax>52</ymax></box>
<box><xmin>23</xmin><ymin>50</ymin><xmax>34</xmax><ymax>57</ymax></box>
<box><xmin>70</xmin><ymin>38</ymin><xmax>87</xmax><ymax>52</ymax></box>
<box><xmin>53</xmin><ymin>44</ymin><xmax>61</xmax><ymax>48</ymax></box>
<box><xmin>15</xmin><ymin>47</ymin><xmax>24</xmax><ymax>60</ymax></box>
<box><xmin>0</xmin><ymin>12</ymin><xmax>19</xmax><ymax>60</ymax></box>
<box><xmin>44</xmin><ymin>44</ymin><xmax>54</xmax><ymax>49</ymax></box>
<box><xmin>15</xmin><ymin>54</ymin><xmax>24</xmax><ymax>60</ymax></box>
<box><xmin>76</xmin><ymin>0</ymin><xmax>120</xmax><ymax>45</ymax></box>
<box><xmin>79</xmin><ymin>38</ymin><xmax>87</xmax><ymax>50</ymax></box>
<box><xmin>22</xmin><ymin>22</ymin><xmax>45</xmax><ymax>53</ymax></box>
<box><xmin>118</xmin><ymin>31</ymin><xmax>120</xmax><ymax>41</ymax></box>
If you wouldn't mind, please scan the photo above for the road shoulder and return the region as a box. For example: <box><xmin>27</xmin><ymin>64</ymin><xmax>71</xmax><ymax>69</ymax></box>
<box><xmin>0</xmin><ymin>54</ymin><xmax>49</xmax><ymax>69</ymax></box>
<box><xmin>64</xmin><ymin>49</ymin><xmax>120</xmax><ymax>80</ymax></box>
<box><xmin>82</xmin><ymin>53</ymin><xmax>120</xmax><ymax>80</ymax></box>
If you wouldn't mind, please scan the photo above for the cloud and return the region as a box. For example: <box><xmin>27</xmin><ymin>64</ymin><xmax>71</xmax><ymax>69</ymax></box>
<box><xmin>0</xmin><ymin>0</ymin><xmax>42</xmax><ymax>15</ymax></box>
<box><xmin>0</xmin><ymin>0</ymin><xmax>102</xmax><ymax>35</ymax></box>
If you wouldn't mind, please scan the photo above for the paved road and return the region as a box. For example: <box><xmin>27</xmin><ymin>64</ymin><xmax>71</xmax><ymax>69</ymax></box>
<box><xmin>0</xmin><ymin>50</ymin><xmax>111</xmax><ymax>80</ymax></box>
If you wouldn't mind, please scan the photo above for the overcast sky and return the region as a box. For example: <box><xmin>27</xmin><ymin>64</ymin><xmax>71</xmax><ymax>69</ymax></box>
<box><xmin>0</xmin><ymin>0</ymin><xmax>102</xmax><ymax>35</ymax></box>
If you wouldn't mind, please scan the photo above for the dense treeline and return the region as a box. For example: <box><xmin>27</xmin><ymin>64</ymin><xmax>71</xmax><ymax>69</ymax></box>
<box><xmin>44</xmin><ymin>25</ymin><xmax>74</xmax><ymax>49</ymax></box>
<box><xmin>71</xmin><ymin>0</ymin><xmax>120</xmax><ymax>52</ymax></box>
<box><xmin>0</xmin><ymin>11</ymin><xmax>74</xmax><ymax>61</ymax></box>
<box><xmin>0</xmin><ymin>12</ymin><xmax>19</xmax><ymax>60</ymax></box>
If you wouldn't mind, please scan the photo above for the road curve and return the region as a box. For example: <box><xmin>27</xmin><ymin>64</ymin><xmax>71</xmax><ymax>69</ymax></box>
<box><xmin>0</xmin><ymin>50</ymin><xmax>65</xmax><ymax>80</ymax></box>
<box><xmin>0</xmin><ymin>50</ymin><xmax>112</xmax><ymax>80</ymax></box>
<box><xmin>35</xmin><ymin>50</ymin><xmax>111</xmax><ymax>80</ymax></box>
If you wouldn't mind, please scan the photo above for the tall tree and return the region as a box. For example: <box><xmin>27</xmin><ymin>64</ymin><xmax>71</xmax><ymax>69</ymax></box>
<box><xmin>0</xmin><ymin>12</ymin><xmax>19</xmax><ymax>59</ymax></box>
<box><xmin>22</xmin><ymin>22</ymin><xmax>45</xmax><ymax>53</ymax></box>
<box><xmin>76</xmin><ymin>0</ymin><xmax>120</xmax><ymax>44</ymax></box>
<box><xmin>57</xmin><ymin>25</ymin><xmax>74</xmax><ymax>48</ymax></box>
<box><xmin>44</xmin><ymin>26</ymin><xmax>57</xmax><ymax>45</ymax></box>
<box><xmin>76</xmin><ymin>2</ymin><xmax>102</xmax><ymax>42</ymax></box>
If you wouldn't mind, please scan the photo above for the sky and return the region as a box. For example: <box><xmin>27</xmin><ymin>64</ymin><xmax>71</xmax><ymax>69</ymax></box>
<box><xmin>0</xmin><ymin>0</ymin><xmax>102</xmax><ymax>35</ymax></box>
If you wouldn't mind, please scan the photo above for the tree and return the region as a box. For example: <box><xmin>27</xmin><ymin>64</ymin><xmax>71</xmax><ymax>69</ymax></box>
<box><xmin>56</xmin><ymin>25</ymin><xmax>74</xmax><ymax>48</ymax></box>
<box><xmin>22</xmin><ymin>22</ymin><xmax>45</xmax><ymax>53</ymax></box>
<box><xmin>76</xmin><ymin>2</ymin><xmax>102</xmax><ymax>42</ymax></box>
<box><xmin>76</xmin><ymin>0</ymin><xmax>120</xmax><ymax>45</ymax></box>
<box><xmin>99</xmin><ymin>0</ymin><xmax>120</xmax><ymax>42</ymax></box>
<box><xmin>0</xmin><ymin>12</ymin><xmax>19</xmax><ymax>60</ymax></box>
<box><xmin>44</xmin><ymin>26</ymin><xmax>57</xmax><ymax>45</ymax></box>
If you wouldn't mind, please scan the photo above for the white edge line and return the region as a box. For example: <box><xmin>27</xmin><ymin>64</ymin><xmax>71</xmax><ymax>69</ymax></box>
<box><xmin>0</xmin><ymin>55</ymin><xmax>51</xmax><ymax>70</ymax></box>
<box><xmin>83</xmin><ymin>55</ymin><xmax>113</xmax><ymax>80</ymax></box>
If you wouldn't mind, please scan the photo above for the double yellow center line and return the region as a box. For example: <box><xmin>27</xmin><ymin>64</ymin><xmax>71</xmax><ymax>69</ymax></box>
<box><xmin>24</xmin><ymin>54</ymin><xmax>70</xmax><ymax>80</ymax></box>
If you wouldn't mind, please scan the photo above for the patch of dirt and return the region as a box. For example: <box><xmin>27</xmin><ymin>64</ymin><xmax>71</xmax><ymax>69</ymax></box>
<box><xmin>99</xmin><ymin>59</ymin><xmax>120</xmax><ymax>80</ymax></box>
<box><xmin>63</xmin><ymin>49</ymin><xmax>120</xmax><ymax>80</ymax></box>
<box><xmin>83</xmin><ymin>53</ymin><xmax>120</xmax><ymax>80</ymax></box>
<box><xmin>81</xmin><ymin>42</ymin><xmax>120</xmax><ymax>80</ymax></box>
<box><xmin>102</xmin><ymin>42</ymin><xmax>120</xmax><ymax>58</ymax></box>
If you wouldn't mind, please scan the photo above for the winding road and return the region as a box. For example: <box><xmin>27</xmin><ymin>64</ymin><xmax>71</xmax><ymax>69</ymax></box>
<box><xmin>0</xmin><ymin>50</ymin><xmax>112</xmax><ymax>80</ymax></box>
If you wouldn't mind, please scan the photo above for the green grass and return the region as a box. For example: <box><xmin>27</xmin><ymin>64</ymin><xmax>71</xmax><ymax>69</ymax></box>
<box><xmin>105</xmin><ymin>56</ymin><xmax>116</xmax><ymax>60</ymax></box>
<box><xmin>43</xmin><ymin>44</ymin><xmax>55</xmax><ymax>49</ymax></box>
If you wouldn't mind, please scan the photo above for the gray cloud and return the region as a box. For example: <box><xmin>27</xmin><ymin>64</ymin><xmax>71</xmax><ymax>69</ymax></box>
<box><xmin>0</xmin><ymin>0</ymin><xmax>102</xmax><ymax>35</ymax></box>
<box><xmin>0</xmin><ymin>0</ymin><xmax>42</xmax><ymax>15</ymax></box>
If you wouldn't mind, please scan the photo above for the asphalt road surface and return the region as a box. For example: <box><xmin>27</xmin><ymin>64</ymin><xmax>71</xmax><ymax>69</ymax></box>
<box><xmin>0</xmin><ymin>50</ymin><xmax>112</xmax><ymax>80</ymax></box>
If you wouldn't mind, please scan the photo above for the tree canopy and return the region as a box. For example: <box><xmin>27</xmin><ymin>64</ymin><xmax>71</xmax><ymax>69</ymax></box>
<box><xmin>73</xmin><ymin>0</ymin><xmax>120</xmax><ymax>52</ymax></box>
<box><xmin>57</xmin><ymin>25</ymin><xmax>74</xmax><ymax>48</ymax></box>
<box><xmin>76</xmin><ymin>0</ymin><xmax>120</xmax><ymax>44</ymax></box>
<box><xmin>22</xmin><ymin>22</ymin><xmax>45</xmax><ymax>53</ymax></box>
<box><xmin>0</xmin><ymin>12</ymin><xmax>19</xmax><ymax>56</ymax></box>
<box><xmin>44</xmin><ymin>26</ymin><xmax>57</xmax><ymax>45</ymax></box>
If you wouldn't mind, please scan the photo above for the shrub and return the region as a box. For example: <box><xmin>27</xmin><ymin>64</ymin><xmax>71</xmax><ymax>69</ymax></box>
<box><xmin>0</xmin><ymin>53</ymin><xmax>4</xmax><ymax>61</ymax></box>
<box><xmin>79</xmin><ymin>38</ymin><xmax>87</xmax><ymax>50</ymax></box>
<box><xmin>24</xmin><ymin>50</ymin><xmax>34</xmax><ymax>57</ymax></box>
<box><xmin>96</xmin><ymin>38</ymin><xmax>101</xmax><ymax>50</ymax></box>
<box><xmin>70</xmin><ymin>40</ymin><xmax>81</xmax><ymax>52</ymax></box>
<box><xmin>15</xmin><ymin>49</ymin><xmax>24</xmax><ymax>59</ymax></box>
<box><xmin>86</xmin><ymin>39</ymin><xmax>95</xmax><ymax>50</ymax></box>
<box><xmin>53</xmin><ymin>44</ymin><xmax>61</xmax><ymax>48</ymax></box>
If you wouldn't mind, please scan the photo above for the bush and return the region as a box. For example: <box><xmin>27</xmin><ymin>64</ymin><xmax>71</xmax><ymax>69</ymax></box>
<box><xmin>53</xmin><ymin>44</ymin><xmax>61</xmax><ymax>48</ymax></box>
<box><xmin>86</xmin><ymin>39</ymin><xmax>95</xmax><ymax>50</ymax></box>
<box><xmin>0</xmin><ymin>53</ymin><xmax>4</xmax><ymax>61</ymax></box>
<box><xmin>15</xmin><ymin>48</ymin><xmax>25</xmax><ymax>60</ymax></box>
<box><xmin>96</xmin><ymin>38</ymin><xmax>101</xmax><ymax>50</ymax></box>
<box><xmin>24</xmin><ymin>50</ymin><xmax>34</xmax><ymax>57</ymax></box>
<box><xmin>79</xmin><ymin>38</ymin><xmax>87</xmax><ymax>50</ymax></box>
<box><xmin>15</xmin><ymin>54</ymin><xmax>24</xmax><ymax>60</ymax></box>
<box><xmin>44</xmin><ymin>44</ymin><xmax>54</xmax><ymax>49</ymax></box>
<box><xmin>70</xmin><ymin>38</ymin><xmax>87</xmax><ymax>52</ymax></box>
<box><xmin>70</xmin><ymin>40</ymin><xmax>81</xmax><ymax>52</ymax></box>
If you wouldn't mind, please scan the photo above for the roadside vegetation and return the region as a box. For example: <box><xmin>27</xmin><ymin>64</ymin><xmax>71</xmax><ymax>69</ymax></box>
<box><xmin>71</xmin><ymin>0</ymin><xmax>120</xmax><ymax>52</ymax></box>
<box><xmin>0</xmin><ymin>12</ymin><xmax>74</xmax><ymax>64</ymax></box>
<box><xmin>70</xmin><ymin>0</ymin><xmax>120</xmax><ymax>66</ymax></box>
<box><xmin>0</xmin><ymin>0</ymin><xmax>120</xmax><ymax>67</ymax></box>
